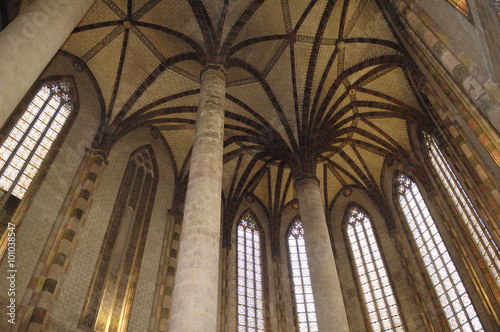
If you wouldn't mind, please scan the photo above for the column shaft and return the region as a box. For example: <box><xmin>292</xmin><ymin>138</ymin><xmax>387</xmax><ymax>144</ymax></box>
<box><xmin>0</xmin><ymin>0</ymin><xmax>95</xmax><ymax>129</ymax></box>
<box><xmin>295</xmin><ymin>177</ymin><xmax>349</xmax><ymax>331</ymax></box>
<box><xmin>169</xmin><ymin>66</ymin><xmax>226</xmax><ymax>332</ymax></box>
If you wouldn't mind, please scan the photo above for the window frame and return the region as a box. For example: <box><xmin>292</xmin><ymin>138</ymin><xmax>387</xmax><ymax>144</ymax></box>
<box><xmin>285</xmin><ymin>216</ymin><xmax>319</xmax><ymax>332</ymax></box>
<box><xmin>79</xmin><ymin>144</ymin><xmax>158</xmax><ymax>331</ymax></box>
<box><xmin>342</xmin><ymin>202</ymin><xmax>406</xmax><ymax>332</ymax></box>
<box><xmin>0</xmin><ymin>76</ymin><xmax>79</xmax><ymax>250</ymax></box>
<box><xmin>393</xmin><ymin>171</ymin><xmax>485</xmax><ymax>331</ymax></box>
<box><xmin>421</xmin><ymin>132</ymin><xmax>500</xmax><ymax>294</ymax></box>
<box><xmin>235</xmin><ymin>209</ymin><xmax>267</xmax><ymax>332</ymax></box>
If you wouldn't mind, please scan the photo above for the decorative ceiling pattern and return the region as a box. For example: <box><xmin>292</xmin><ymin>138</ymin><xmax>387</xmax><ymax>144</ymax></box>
<box><xmin>59</xmin><ymin>0</ymin><xmax>429</xmax><ymax>237</ymax></box>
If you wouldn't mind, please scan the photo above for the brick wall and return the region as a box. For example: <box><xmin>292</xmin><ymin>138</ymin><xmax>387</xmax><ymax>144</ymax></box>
<box><xmin>412</xmin><ymin>0</ymin><xmax>485</xmax><ymax>70</ymax></box>
<box><xmin>0</xmin><ymin>53</ymin><xmax>101</xmax><ymax>331</ymax></box>
<box><xmin>329</xmin><ymin>187</ymin><xmax>426</xmax><ymax>331</ymax></box>
<box><xmin>50</xmin><ymin>127</ymin><xmax>175</xmax><ymax>330</ymax></box>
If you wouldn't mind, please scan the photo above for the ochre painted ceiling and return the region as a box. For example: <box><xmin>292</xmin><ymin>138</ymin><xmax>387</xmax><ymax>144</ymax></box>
<box><xmin>58</xmin><ymin>0</ymin><xmax>427</xmax><ymax>235</ymax></box>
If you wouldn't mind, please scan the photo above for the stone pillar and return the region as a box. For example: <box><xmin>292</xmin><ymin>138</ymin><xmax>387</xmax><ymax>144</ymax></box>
<box><xmin>20</xmin><ymin>149</ymin><xmax>106</xmax><ymax>331</ymax></box>
<box><xmin>295</xmin><ymin>175</ymin><xmax>349</xmax><ymax>331</ymax></box>
<box><xmin>169</xmin><ymin>65</ymin><xmax>226</xmax><ymax>332</ymax></box>
<box><xmin>0</xmin><ymin>0</ymin><xmax>95</xmax><ymax>129</ymax></box>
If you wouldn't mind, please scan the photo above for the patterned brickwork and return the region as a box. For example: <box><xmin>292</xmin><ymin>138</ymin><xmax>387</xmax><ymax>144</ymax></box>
<box><xmin>149</xmin><ymin>210</ymin><xmax>182</xmax><ymax>331</ymax></box>
<box><xmin>387</xmin><ymin>0</ymin><xmax>500</xmax><ymax>165</ymax></box>
<box><xmin>421</xmin><ymin>84</ymin><xmax>500</xmax><ymax>308</ymax></box>
<box><xmin>421</xmin><ymin>85</ymin><xmax>500</xmax><ymax>225</ymax></box>
<box><xmin>79</xmin><ymin>146</ymin><xmax>158</xmax><ymax>331</ymax></box>
<box><xmin>22</xmin><ymin>149</ymin><xmax>106</xmax><ymax>331</ymax></box>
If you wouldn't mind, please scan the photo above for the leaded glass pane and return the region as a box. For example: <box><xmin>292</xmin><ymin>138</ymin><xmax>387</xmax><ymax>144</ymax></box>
<box><xmin>0</xmin><ymin>82</ymin><xmax>72</xmax><ymax>199</ymax></box>
<box><xmin>237</xmin><ymin>214</ymin><xmax>264</xmax><ymax>332</ymax></box>
<box><xmin>424</xmin><ymin>133</ymin><xmax>500</xmax><ymax>291</ymax></box>
<box><xmin>347</xmin><ymin>207</ymin><xmax>404</xmax><ymax>331</ymax></box>
<box><xmin>288</xmin><ymin>219</ymin><xmax>318</xmax><ymax>331</ymax></box>
<box><xmin>397</xmin><ymin>174</ymin><xmax>483</xmax><ymax>331</ymax></box>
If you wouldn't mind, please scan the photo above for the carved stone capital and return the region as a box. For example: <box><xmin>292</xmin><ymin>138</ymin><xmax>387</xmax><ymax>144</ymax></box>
<box><xmin>87</xmin><ymin>148</ymin><xmax>107</xmax><ymax>164</ymax></box>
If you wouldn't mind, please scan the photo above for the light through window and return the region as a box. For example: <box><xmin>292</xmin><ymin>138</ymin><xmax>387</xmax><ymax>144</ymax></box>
<box><xmin>397</xmin><ymin>174</ymin><xmax>483</xmax><ymax>331</ymax></box>
<box><xmin>288</xmin><ymin>219</ymin><xmax>318</xmax><ymax>331</ymax></box>
<box><xmin>237</xmin><ymin>214</ymin><xmax>264</xmax><ymax>331</ymax></box>
<box><xmin>424</xmin><ymin>132</ymin><xmax>500</xmax><ymax>289</ymax></box>
<box><xmin>0</xmin><ymin>82</ymin><xmax>72</xmax><ymax>199</ymax></box>
<box><xmin>347</xmin><ymin>207</ymin><xmax>404</xmax><ymax>332</ymax></box>
<box><xmin>445</xmin><ymin>0</ymin><xmax>468</xmax><ymax>16</ymax></box>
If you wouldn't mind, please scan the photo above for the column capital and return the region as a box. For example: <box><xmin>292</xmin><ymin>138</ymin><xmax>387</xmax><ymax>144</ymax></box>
<box><xmin>87</xmin><ymin>148</ymin><xmax>108</xmax><ymax>164</ymax></box>
<box><xmin>294</xmin><ymin>173</ymin><xmax>320</xmax><ymax>189</ymax></box>
<box><xmin>200</xmin><ymin>64</ymin><xmax>227</xmax><ymax>80</ymax></box>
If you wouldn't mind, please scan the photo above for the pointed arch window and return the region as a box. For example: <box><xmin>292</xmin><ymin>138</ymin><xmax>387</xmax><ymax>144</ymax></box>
<box><xmin>0</xmin><ymin>82</ymin><xmax>72</xmax><ymax>199</ymax></box>
<box><xmin>0</xmin><ymin>81</ymin><xmax>73</xmax><ymax>236</ymax></box>
<box><xmin>346</xmin><ymin>206</ymin><xmax>404</xmax><ymax>331</ymax></box>
<box><xmin>424</xmin><ymin>132</ymin><xmax>500</xmax><ymax>289</ymax></box>
<box><xmin>80</xmin><ymin>146</ymin><xmax>158</xmax><ymax>331</ymax></box>
<box><xmin>237</xmin><ymin>213</ymin><xmax>264</xmax><ymax>332</ymax></box>
<box><xmin>287</xmin><ymin>219</ymin><xmax>318</xmax><ymax>331</ymax></box>
<box><xmin>397</xmin><ymin>173</ymin><xmax>483</xmax><ymax>331</ymax></box>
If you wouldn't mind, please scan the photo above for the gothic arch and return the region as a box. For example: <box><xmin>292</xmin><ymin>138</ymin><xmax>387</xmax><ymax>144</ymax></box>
<box><xmin>329</xmin><ymin>186</ymin><xmax>424</xmax><ymax>330</ymax></box>
<box><xmin>221</xmin><ymin>203</ymin><xmax>277</xmax><ymax>331</ymax></box>
<box><xmin>0</xmin><ymin>76</ymin><xmax>80</xmax><ymax>242</ymax></box>
<box><xmin>391</xmin><ymin>170</ymin><xmax>495</xmax><ymax>330</ymax></box>
<box><xmin>79</xmin><ymin>144</ymin><xmax>158</xmax><ymax>331</ymax></box>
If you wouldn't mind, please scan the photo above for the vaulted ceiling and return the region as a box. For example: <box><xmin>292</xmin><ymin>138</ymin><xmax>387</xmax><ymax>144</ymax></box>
<box><xmin>58</xmin><ymin>0</ymin><xmax>428</xmax><ymax>237</ymax></box>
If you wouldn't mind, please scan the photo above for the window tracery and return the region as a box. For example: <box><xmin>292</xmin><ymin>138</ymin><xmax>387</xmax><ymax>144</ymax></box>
<box><xmin>237</xmin><ymin>213</ymin><xmax>264</xmax><ymax>332</ymax></box>
<box><xmin>346</xmin><ymin>206</ymin><xmax>404</xmax><ymax>332</ymax></box>
<box><xmin>397</xmin><ymin>173</ymin><xmax>483</xmax><ymax>331</ymax></box>
<box><xmin>80</xmin><ymin>146</ymin><xmax>158</xmax><ymax>331</ymax></box>
<box><xmin>424</xmin><ymin>132</ymin><xmax>500</xmax><ymax>289</ymax></box>
<box><xmin>0</xmin><ymin>81</ymin><xmax>73</xmax><ymax>237</ymax></box>
<box><xmin>0</xmin><ymin>82</ymin><xmax>72</xmax><ymax>199</ymax></box>
<box><xmin>287</xmin><ymin>219</ymin><xmax>318</xmax><ymax>331</ymax></box>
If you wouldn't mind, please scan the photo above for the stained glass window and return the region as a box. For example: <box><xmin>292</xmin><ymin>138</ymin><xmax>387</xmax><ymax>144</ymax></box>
<box><xmin>237</xmin><ymin>214</ymin><xmax>265</xmax><ymax>332</ymax></box>
<box><xmin>0</xmin><ymin>82</ymin><xmax>72</xmax><ymax>199</ymax></box>
<box><xmin>346</xmin><ymin>207</ymin><xmax>404</xmax><ymax>332</ymax></box>
<box><xmin>397</xmin><ymin>174</ymin><xmax>483</xmax><ymax>331</ymax></box>
<box><xmin>288</xmin><ymin>219</ymin><xmax>318</xmax><ymax>332</ymax></box>
<box><xmin>424</xmin><ymin>132</ymin><xmax>500</xmax><ymax>289</ymax></box>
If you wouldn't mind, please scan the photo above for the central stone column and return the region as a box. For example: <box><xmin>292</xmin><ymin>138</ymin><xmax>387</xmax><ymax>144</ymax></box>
<box><xmin>0</xmin><ymin>0</ymin><xmax>96</xmax><ymax>129</ymax></box>
<box><xmin>295</xmin><ymin>175</ymin><xmax>349</xmax><ymax>331</ymax></box>
<box><xmin>169</xmin><ymin>65</ymin><xmax>226</xmax><ymax>332</ymax></box>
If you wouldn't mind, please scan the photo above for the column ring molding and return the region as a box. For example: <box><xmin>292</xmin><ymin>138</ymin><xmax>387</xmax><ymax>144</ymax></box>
<box><xmin>294</xmin><ymin>174</ymin><xmax>320</xmax><ymax>189</ymax></box>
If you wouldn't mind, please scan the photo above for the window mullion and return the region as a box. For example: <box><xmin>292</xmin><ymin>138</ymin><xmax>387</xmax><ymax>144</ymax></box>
<box><xmin>398</xmin><ymin>174</ymin><xmax>483</xmax><ymax>331</ymax></box>
<box><xmin>252</xmin><ymin>230</ymin><xmax>257</xmax><ymax>331</ymax></box>
<box><xmin>0</xmin><ymin>92</ymin><xmax>53</xmax><ymax>175</ymax></box>
<box><xmin>297</xmin><ymin>236</ymin><xmax>311</xmax><ymax>330</ymax></box>
<box><xmin>428</xmin><ymin>139</ymin><xmax>500</xmax><ymax>288</ymax></box>
<box><xmin>412</xmin><ymin>185</ymin><xmax>459</xmax><ymax>321</ymax></box>
<box><xmin>6</xmin><ymin>99</ymin><xmax>62</xmax><ymax>198</ymax></box>
<box><xmin>354</xmin><ymin>221</ymin><xmax>382</xmax><ymax>330</ymax></box>
<box><xmin>360</xmin><ymin>219</ymin><xmax>385</xmax><ymax>329</ymax></box>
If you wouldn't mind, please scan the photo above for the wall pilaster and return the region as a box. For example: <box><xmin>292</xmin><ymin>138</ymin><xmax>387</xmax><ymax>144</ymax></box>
<box><xmin>17</xmin><ymin>149</ymin><xmax>106</xmax><ymax>331</ymax></box>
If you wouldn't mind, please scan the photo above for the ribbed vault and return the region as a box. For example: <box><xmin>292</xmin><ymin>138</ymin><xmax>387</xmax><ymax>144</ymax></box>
<box><xmin>57</xmin><ymin>0</ymin><xmax>430</xmax><ymax>243</ymax></box>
